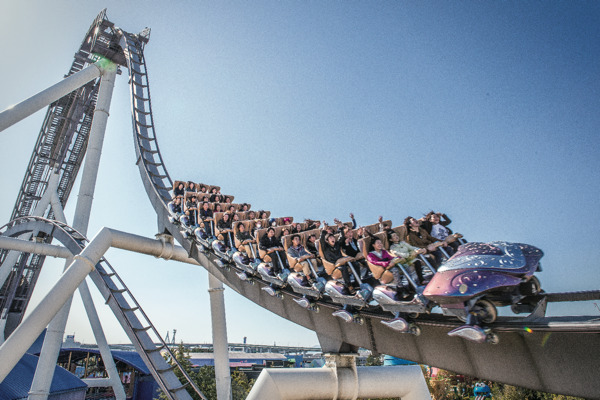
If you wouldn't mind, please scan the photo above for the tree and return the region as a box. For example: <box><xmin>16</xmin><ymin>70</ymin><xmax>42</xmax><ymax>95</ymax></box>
<box><xmin>155</xmin><ymin>343</ymin><xmax>254</xmax><ymax>400</ymax></box>
<box><xmin>157</xmin><ymin>343</ymin><xmax>205</xmax><ymax>400</ymax></box>
<box><xmin>231</xmin><ymin>370</ymin><xmax>254</xmax><ymax>400</ymax></box>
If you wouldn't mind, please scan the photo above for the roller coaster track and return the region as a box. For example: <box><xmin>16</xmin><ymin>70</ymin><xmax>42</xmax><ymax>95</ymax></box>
<box><xmin>0</xmin><ymin>9</ymin><xmax>128</xmax><ymax>337</ymax></box>
<box><xmin>119</xmin><ymin>15</ymin><xmax>600</xmax><ymax>400</ymax></box>
<box><xmin>2</xmin><ymin>10</ymin><xmax>600</xmax><ymax>399</ymax></box>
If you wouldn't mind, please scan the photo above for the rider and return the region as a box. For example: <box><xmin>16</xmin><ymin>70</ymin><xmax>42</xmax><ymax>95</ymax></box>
<box><xmin>168</xmin><ymin>195</ymin><xmax>183</xmax><ymax>220</ymax></box>
<box><xmin>198</xmin><ymin>202</ymin><xmax>215</xmax><ymax>237</ymax></box>
<box><xmin>259</xmin><ymin>227</ymin><xmax>288</xmax><ymax>276</ymax></box>
<box><xmin>403</xmin><ymin>216</ymin><xmax>447</xmax><ymax>266</ymax></box>
<box><xmin>388</xmin><ymin>232</ymin><xmax>427</xmax><ymax>285</ymax></box>
<box><xmin>424</xmin><ymin>211</ymin><xmax>462</xmax><ymax>254</ymax></box>
<box><xmin>320</xmin><ymin>222</ymin><xmax>357</xmax><ymax>293</ymax></box>
<box><xmin>217</xmin><ymin>212</ymin><xmax>234</xmax><ymax>249</ymax></box>
<box><xmin>236</xmin><ymin>223</ymin><xmax>256</xmax><ymax>260</ymax></box>
<box><xmin>287</xmin><ymin>234</ymin><xmax>318</xmax><ymax>285</ymax></box>
<box><xmin>367</xmin><ymin>238</ymin><xmax>405</xmax><ymax>287</ymax></box>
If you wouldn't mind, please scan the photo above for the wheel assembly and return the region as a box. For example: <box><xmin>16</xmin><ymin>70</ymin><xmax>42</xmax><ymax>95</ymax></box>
<box><xmin>472</xmin><ymin>299</ymin><xmax>497</xmax><ymax>324</ymax></box>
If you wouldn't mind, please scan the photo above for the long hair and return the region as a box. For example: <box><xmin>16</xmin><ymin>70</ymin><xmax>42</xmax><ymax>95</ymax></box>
<box><xmin>403</xmin><ymin>216</ymin><xmax>414</xmax><ymax>241</ymax></box>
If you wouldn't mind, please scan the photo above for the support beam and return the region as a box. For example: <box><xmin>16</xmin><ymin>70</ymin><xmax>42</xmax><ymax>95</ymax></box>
<box><xmin>246</xmin><ymin>362</ymin><xmax>430</xmax><ymax>400</ymax></box>
<box><xmin>0</xmin><ymin>237</ymin><xmax>72</xmax><ymax>259</ymax></box>
<box><xmin>0</xmin><ymin>229</ymin><xmax>199</xmax><ymax>265</ymax></box>
<box><xmin>29</xmin><ymin>61</ymin><xmax>117</xmax><ymax>400</ymax></box>
<box><xmin>0</xmin><ymin>225</ymin><xmax>203</xmax><ymax>386</ymax></box>
<box><xmin>78</xmin><ymin>280</ymin><xmax>126</xmax><ymax>400</ymax></box>
<box><xmin>0</xmin><ymin>226</ymin><xmax>113</xmax><ymax>382</ymax></box>
<box><xmin>0</xmin><ymin>63</ymin><xmax>103</xmax><ymax>133</ymax></box>
<box><xmin>208</xmin><ymin>273</ymin><xmax>232</xmax><ymax>400</ymax></box>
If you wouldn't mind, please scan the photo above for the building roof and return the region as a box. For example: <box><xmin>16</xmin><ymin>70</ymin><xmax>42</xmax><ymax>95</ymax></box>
<box><xmin>189</xmin><ymin>351</ymin><xmax>287</xmax><ymax>367</ymax></box>
<box><xmin>190</xmin><ymin>351</ymin><xmax>287</xmax><ymax>360</ymax></box>
<box><xmin>59</xmin><ymin>348</ymin><xmax>151</xmax><ymax>375</ymax></box>
<box><xmin>0</xmin><ymin>353</ymin><xmax>87</xmax><ymax>400</ymax></box>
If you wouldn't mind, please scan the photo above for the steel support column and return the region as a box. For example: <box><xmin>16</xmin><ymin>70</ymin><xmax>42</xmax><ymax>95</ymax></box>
<box><xmin>0</xmin><ymin>63</ymin><xmax>103</xmax><ymax>133</ymax></box>
<box><xmin>208</xmin><ymin>273</ymin><xmax>232</xmax><ymax>400</ymax></box>
<box><xmin>28</xmin><ymin>62</ymin><xmax>117</xmax><ymax>400</ymax></box>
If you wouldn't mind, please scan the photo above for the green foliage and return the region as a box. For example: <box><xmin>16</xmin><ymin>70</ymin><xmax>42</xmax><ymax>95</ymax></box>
<box><xmin>365</xmin><ymin>353</ymin><xmax>384</xmax><ymax>366</ymax></box>
<box><xmin>424</xmin><ymin>368</ymin><xmax>588</xmax><ymax>400</ymax></box>
<box><xmin>156</xmin><ymin>343</ymin><xmax>203</xmax><ymax>400</ymax></box>
<box><xmin>155</xmin><ymin>343</ymin><xmax>254</xmax><ymax>400</ymax></box>
<box><xmin>491</xmin><ymin>383</ymin><xmax>588</xmax><ymax>400</ymax></box>
<box><xmin>231</xmin><ymin>370</ymin><xmax>254</xmax><ymax>400</ymax></box>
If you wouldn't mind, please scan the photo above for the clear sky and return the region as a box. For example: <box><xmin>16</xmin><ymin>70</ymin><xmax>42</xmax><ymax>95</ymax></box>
<box><xmin>0</xmin><ymin>1</ymin><xmax>599</xmax><ymax>347</ymax></box>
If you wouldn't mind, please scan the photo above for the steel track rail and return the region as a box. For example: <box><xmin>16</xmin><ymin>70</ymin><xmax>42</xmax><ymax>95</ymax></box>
<box><xmin>121</xmin><ymin>12</ymin><xmax>600</xmax><ymax>397</ymax></box>
<box><xmin>120</xmin><ymin>18</ymin><xmax>600</xmax><ymax>333</ymax></box>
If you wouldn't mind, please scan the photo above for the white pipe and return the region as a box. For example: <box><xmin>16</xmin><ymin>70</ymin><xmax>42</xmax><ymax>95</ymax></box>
<box><xmin>0</xmin><ymin>229</ymin><xmax>199</xmax><ymax>266</ymax></box>
<box><xmin>51</xmin><ymin>196</ymin><xmax>124</xmax><ymax>398</ymax></box>
<box><xmin>50</xmin><ymin>187</ymin><xmax>125</xmax><ymax>399</ymax></box>
<box><xmin>30</xmin><ymin>63</ymin><xmax>117</xmax><ymax>400</ymax></box>
<box><xmin>49</xmin><ymin>191</ymin><xmax>67</xmax><ymax>226</ymax></box>
<box><xmin>71</xmin><ymin>62</ymin><xmax>116</xmax><ymax>235</ymax></box>
<box><xmin>27</xmin><ymin>294</ymin><xmax>74</xmax><ymax>400</ymax></box>
<box><xmin>0</xmin><ymin>63</ymin><xmax>103</xmax><ymax>133</ymax></box>
<box><xmin>246</xmin><ymin>365</ymin><xmax>431</xmax><ymax>400</ymax></box>
<box><xmin>110</xmin><ymin>230</ymin><xmax>199</xmax><ymax>265</ymax></box>
<box><xmin>208</xmin><ymin>273</ymin><xmax>232</xmax><ymax>400</ymax></box>
<box><xmin>0</xmin><ymin>227</ymin><xmax>113</xmax><ymax>383</ymax></box>
<box><xmin>33</xmin><ymin>214</ymin><xmax>129</xmax><ymax>399</ymax></box>
<box><xmin>0</xmin><ymin>237</ymin><xmax>72</xmax><ymax>259</ymax></box>
<box><xmin>78</xmin><ymin>280</ymin><xmax>126</xmax><ymax>400</ymax></box>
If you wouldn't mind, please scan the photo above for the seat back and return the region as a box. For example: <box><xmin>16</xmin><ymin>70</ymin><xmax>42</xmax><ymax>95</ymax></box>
<box><xmin>281</xmin><ymin>234</ymin><xmax>297</xmax><ymax>269</ymax></box>
<box><xmin>223</xmin><ymin>203</ymin><xmax>241</xmax><ymax>213</ymax></box>
<box><xmin>197</xmin><ymin>193</ymin><xmax>211</xmax><ymax>203</ymax></box>
<box><xmin>273</xmin><ymin>225</ymin><xmax>293</xmax><ymax>240</ymax></box>
<box><xmin>276</xmin><ymin>217</ymin><xmax>294</xmax><ymax>226</ymax></box>
<box><xmin>362</xmin><ymin>220</ymin><xmax>392</xmax><ymax>235</ymax></box>
<box><xmin>255</xmin><ymin>228</ymin><xmax>270</xmax><ymax>258</ymax></box>
<box><xmin>238</xmin><ymin>203</ymin><xmax>252</xmax><ymax>212</ymax></box>
<box><xmin>213</xmin><ymin>212</ymin><xmax>225</xmax><ymax>235</ymax></box>
<box><xmin>172</xmin><ymin>180</ymin><xmax>187</xmax><ymax>194</ymax></box>
<box><xmin>392</xmin><ymin>225</ymin><xmax>409</xmax><ymax>242</ymax></box>
<box><xmin>205</xmin><ymin>184</ymin><xmax>221</xmax><ymax>194</ymax></box>
<box><xmin>301</xmin><ymin>229</ymin><xmax>320</xmax><ymax>247</ymax></box>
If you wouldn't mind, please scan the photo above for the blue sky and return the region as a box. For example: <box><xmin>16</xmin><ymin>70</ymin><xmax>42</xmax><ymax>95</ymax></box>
<box><xmin>1</xmin><ymin>1</ymin><xmax>599</xmax><ymax>347</ymax></box>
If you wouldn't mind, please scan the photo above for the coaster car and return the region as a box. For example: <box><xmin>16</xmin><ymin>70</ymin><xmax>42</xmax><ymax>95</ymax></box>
<box><xmin>423</xmin><ymin>241</ymin><xmax>544</xmax><ymax>325</ymax></box>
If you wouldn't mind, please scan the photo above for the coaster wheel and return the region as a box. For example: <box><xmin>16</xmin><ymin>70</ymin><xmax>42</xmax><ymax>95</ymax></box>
<box><xmin>472</xmin><ymin>299</ymin><xmax>497</xmax><ymax>324</ymax></box>
<box><xmin>521</xmin><ymin>276</ymin><xmax>541</xmax><ymax>296</ymax></box>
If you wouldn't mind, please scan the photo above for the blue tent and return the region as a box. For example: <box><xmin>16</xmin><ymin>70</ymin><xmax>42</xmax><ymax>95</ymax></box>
<box><xmin>0</xmin><ymin>353</ymin><xmax>87</xmax><ymax>400</ymax></box>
